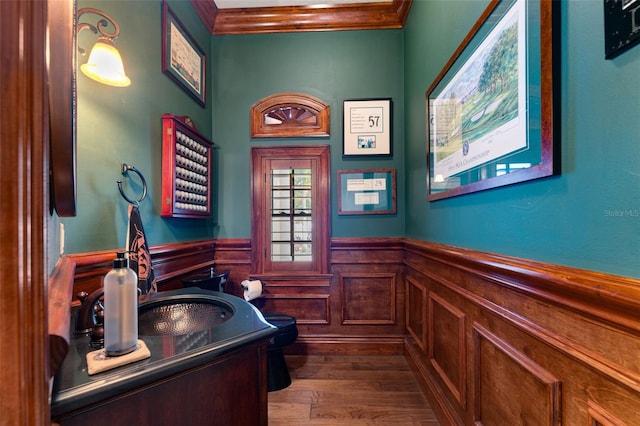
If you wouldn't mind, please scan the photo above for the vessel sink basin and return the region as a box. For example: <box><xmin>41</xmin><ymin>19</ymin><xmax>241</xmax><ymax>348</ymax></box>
<box><xmin>138</xmin><ymin>291</ymin><xmax>234</xmax><ymax>336</ymax></box>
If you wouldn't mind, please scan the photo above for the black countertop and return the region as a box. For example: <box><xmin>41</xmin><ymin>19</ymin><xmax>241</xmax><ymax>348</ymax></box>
<box><xmin>51</xmin><ymin>288</ymin><xmax>277</xmax><ymax>418</ymax></box>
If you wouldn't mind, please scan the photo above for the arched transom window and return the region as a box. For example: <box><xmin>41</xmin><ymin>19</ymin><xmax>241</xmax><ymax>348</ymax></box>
<box><xmin>250</xmin><ymin>92</ymin><xmax>330</xmax><ymax>138</ymax></box>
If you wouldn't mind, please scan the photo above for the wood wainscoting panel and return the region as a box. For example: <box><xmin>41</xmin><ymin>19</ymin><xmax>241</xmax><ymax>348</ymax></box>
<box><xmin>260</xmin><ymin>294</ymin><xmax>330</xmax><ymax>324</ymax></box>
<box><xmin>251</xmin><ymin>276</ymin><xmax>332</xmax><ymax>287</ymax></box>
<box><xmin>67</xmin><ymin>240</ymin><xmax>219</xmax><ymax>301</ymax></box>
<box><xmin>428</xmin><ymin>292</ymin><xmax>466</xmax><ymax>410</ymax></box>
<box><xmin>211</xmin><ymin>238</ymin><xmax>252</xmax><ymax>298</ymax></box>
<box><xmin>588</xmin><ymin>399</ymin><xmax>629</xmax><ymax>426</ymax></box>
<box><xmin>251</xmin><ymin>275</ymin><xmax>332</xmax><ymax>324</ymax></box>
<box><xmin>404</xmin><ymin>239</ymin><xmax>640</xmax><ymax>426</ymax></box>
<box><xmin>48</xmin><ymin>257</ymin><xmax>76</xmax><ymax>378</ymax></box>
<box><xmin>56</xmin><ymin>237</ymin><xmax>640</xmax><ymax>425</ymax></box>
<box><xmin>66</xmin><ymin>238</ymin><xmax>252</xmax><ymax>300</ymax></box>
<box><xmin>406</xmin><ymin>276</ymin><xmax>428</xmax><ymax>352</ymax></box>
<box><xmin>340</xmin><ymin>272</ymin><xmax>397</xmax><ymax>325</ymax></box>
<box><xmin>63</xmin><ymin>237</ymin><xmax>407</xmax><ymax>357</ymax></box>
<box><xmin>473</xmin><ymin>322</ymin><xmax>562</xmax><ymax>426</ymax></box>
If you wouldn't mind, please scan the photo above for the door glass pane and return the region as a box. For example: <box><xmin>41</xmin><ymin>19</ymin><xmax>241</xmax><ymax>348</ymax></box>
<box><xmin>270</xmin><ymin>167</ymin><xmax>312</xmax><ymax>262</ymax></box>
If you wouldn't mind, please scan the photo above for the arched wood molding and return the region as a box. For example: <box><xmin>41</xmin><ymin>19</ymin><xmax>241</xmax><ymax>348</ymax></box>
<box><xmin>250</xmin><ymin>92</ymin><xmax>330</xmax><ymax>138</ymax></box>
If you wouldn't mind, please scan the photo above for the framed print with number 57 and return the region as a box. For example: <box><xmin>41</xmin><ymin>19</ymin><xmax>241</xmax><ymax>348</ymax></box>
<box><xmin>343</xmin><ymin>98</ymin><xmax>392</xmax><ymax>157</ymax></box>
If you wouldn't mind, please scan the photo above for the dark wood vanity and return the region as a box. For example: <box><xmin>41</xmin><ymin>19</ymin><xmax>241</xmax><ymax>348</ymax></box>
<box><xmin>54</xmin><ymin>341</ymin><xmax>269</xmax><ymax>425</ymax></box>
<box><xmin>51</xmin><ymin>289</ymin><xmax>277</xmax><ymax>426</ymax></box>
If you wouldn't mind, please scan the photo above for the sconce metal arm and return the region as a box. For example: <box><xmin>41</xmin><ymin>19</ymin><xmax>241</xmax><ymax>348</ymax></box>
<box><xmin>77</xmin><ymin>8</ymin><xmax>121</xmax><ymax>53</ymax></box>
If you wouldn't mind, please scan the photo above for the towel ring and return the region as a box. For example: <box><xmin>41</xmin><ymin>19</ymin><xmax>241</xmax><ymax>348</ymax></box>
<box><xmin>117</xmin><ymin>163</ymin><xmax>147</xmax><ymax>206</ymax></box>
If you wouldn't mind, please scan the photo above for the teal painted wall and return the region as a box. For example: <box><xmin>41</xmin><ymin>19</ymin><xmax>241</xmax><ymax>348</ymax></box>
<box><xmin>62</xmin><ymin>0</ymin><xmax>215</xmax><ymax>254</ymax></box>
<box><xmin>63</xmin><ymin>1</ymin><xmax>405</xmax><ymax>253</ymax></box>
<box><xmin>404</xmin><ymin>0</ymin><xmax>639</xmax><ymax>278</ymax></box>
<box><xmin>211</xmin><ymin>30</ymin><xmax>405</xmax><ymax>238</ymax></box>
<box><xmin>61</xmin><ymin>0</ymin><xmax>638</xmax><ymax>279</ymax></box>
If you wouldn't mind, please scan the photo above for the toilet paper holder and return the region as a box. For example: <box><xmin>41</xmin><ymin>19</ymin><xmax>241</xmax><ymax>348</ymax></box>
<box><xmin>241</xmin><ymin>279</ymin><xmax>265</xmax><ymax>302</ymax></box>
<box><xmin>240</xmin><ymin>280</ymin><xmax>265</xmax><ymax>291</ymax></box>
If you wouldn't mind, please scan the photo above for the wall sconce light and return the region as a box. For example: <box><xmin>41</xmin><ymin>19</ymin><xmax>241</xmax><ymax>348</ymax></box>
<box><xmin>77</xmin><ymin>8</ymin><xmax>131</xmax><ymax>87</ymax></box>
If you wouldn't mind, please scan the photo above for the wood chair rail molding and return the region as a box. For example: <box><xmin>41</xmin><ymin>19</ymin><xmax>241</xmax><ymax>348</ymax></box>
<box><xmin>402</xmin><ymin>239</ymin><xmax>640</xmax><ymax>334</ymax></box>
<box><xmin>49</xmin><ymin>237</ymin><xmax>640</xmax><ymax>425</ymax></box>
<box><xmin>54</xmin><ymin>238</ymin><xmax>640</xmax><ymax>332</ymax></box>
<box><xmin>48</xmin><ymin>257</ymin><xmax>76</xmax><ymax>379</ymax></box>
<box><xmin>61</xmin><ymin>240</ymin><xmax>218</xmax><ymax>304</ymax></box>
<box><xmin>190</xmin><ymin>0</ymin><xmax>413</xmax><ymax>35</ymax></box>
<box><xmin>405</xmin><ymin>250</ymin><xmax>640</xmax><ymax>396</ymax></box>
<box><xmin>402</xmin><ymin>240</ymin><xmax>640</xmax><ymax>425</ymax></box>
<box><xmin>250</xmin><ymin>92</ymin><xmax>330</xmax><ymax>138</ymax></box>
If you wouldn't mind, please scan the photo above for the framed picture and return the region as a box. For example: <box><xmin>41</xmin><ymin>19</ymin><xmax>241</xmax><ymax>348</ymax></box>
<box><xmin>604</xmin><ymin>0</ymin><xmax>640</xmax><ymax>59</ymax></box>
<box><xmin>162</xmin><ymin>1</ymin><xmax>206</xmax><ymax>106</ymax></box>
<box><xmin>426</xmin><ymin>0</ymin><xmax>559</xmax><ymax>201</ymax></box>
<box><xmin>338</xmin><ymin>168</ymin><xmax>396</xmax><ymax>215</ymax></box>
<box><xmin>343</xmin><ymin>98</ymin><xmax>392</xmax><ymax>157</ymax></box>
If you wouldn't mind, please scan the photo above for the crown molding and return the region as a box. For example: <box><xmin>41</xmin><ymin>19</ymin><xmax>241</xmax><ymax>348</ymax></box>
<box><xmin>190</xmin><ymin>0</ymin><xmax>412</xmax><ymax>34</ymax></box>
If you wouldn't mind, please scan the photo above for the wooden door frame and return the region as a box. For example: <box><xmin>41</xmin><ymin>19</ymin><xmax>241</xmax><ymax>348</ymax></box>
<box><xmin>0</xmin><ymin>1</ymin><xmax>50</xmax><ymax>424</ymax></box>
<box><xmin>250</xmin><ymin>145</ymin><xmax>331</xmax><ymax>276</ymax></box>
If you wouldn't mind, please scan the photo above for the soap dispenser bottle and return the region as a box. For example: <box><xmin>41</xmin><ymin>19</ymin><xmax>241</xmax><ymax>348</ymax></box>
<box><xmin>104</xmin><ymin>251</ymin><xmax>138</xmax><ymax>356</ymax></box>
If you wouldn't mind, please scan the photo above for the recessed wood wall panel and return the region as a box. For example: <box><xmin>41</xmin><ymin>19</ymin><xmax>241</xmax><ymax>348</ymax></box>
<box><xmin>428</xmin><ymin>292</ymin><xmax>466</xmax><ymax>409</ymax></box>
<box><xmin>340</xmin><ymin>273</ymin><xmax>396</xmax><ymax>325</ymax></box>
<box><xmin>210</xmin><ymin>238</ymin><xmax>252</xmax><ymax>299</ymax></box>
<box><xmin>260</xmin><ymin>294</ymin><xmax>330</xmax><ymax>324</ymax></box>
<box><xmin>473</xmin><ymin>323</ymin><xmax>562</xmax><ymax>426</ymax></box>
<box><xmin>57</xmin><ymin>237</ymin><xmax>640</xmax><ymax>426</ymax></box>
<box><xmin>403</xmin><ymin>240</ymin><xmax>640</xmax><ymax>426</ymax></box>
<box><xmin>406</xmin><ymin>276</ymin><xmax>427</xmax><ymax>352</ymax></box>
<box><xmin>588</xmin><ymin>399</ymin><xmax>629</xmax><ymax>426</ymax></box>
<box><xmin>327</xmin><ymin>237</ymin><xmax>406</xmax><ymax>354</ymax></box>
<box><xmin>252</xmin><ymin>277</ymin><xmax>331</xmax><ymax>287</ymax></box>
<box><xmin>62</xmin><ymin>237</ymin><xmax>406</xmax><ymax>356</ymax></box>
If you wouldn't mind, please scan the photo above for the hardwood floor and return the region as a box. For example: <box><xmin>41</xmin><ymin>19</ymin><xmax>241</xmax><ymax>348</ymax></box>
<box><xmin>267</xmin><ymin>355</ymin><xmax>440</xmax><ymax>425</ymax></box>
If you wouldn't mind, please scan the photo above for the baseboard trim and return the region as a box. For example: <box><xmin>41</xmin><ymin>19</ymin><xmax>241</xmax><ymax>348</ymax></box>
<box><xmin>405</xmin><ymin>339</ymin><xmax>463</xmax><ymax>426</ymax></box>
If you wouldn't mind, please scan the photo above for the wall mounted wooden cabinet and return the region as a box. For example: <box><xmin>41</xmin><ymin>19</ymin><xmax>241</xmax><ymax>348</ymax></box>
<box><xmin>161</xmin><ymin>114</ymin><xmax>214</xmax><ymax>218</ymax></box>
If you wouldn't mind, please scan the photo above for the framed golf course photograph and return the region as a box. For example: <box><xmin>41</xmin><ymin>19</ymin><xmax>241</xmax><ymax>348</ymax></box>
<box><xmin>426</xmin><ymin>0</ymin><xmax>559</xmax><ymax>201</ymax></box>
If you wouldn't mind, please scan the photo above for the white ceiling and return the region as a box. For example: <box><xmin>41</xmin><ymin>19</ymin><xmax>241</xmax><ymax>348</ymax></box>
<box><xmin>214</xmin><ymin>0</ymin><xmax>388</xmax><ymax>8</ymax></box>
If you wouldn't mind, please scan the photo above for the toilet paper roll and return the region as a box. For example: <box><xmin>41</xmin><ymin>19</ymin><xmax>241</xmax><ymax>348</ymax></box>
<box><xmin>241</xmin><ymin>279</ymin><xmax>263</xmax><ymax>302</ymax></box>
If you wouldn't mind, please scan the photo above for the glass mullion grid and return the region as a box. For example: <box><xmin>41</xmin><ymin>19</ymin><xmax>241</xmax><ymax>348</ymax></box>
<box><xmin>271</xmin><ymin>168</ymin><xmax>312</xmax><ymax>262</ymax></box>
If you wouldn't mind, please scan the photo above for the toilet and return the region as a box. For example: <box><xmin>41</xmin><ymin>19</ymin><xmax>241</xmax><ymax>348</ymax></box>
<box><xmin>262</xmin><ymin>313</ymin><xmax>298</xmax><ymax>392</ymax></box>
<box><xmin>183</xmin><ymin>272</ymin><xmax>298</xmax><ymax>392</ymax></box>
<box><xmin>182</xmin><ymin>269</ymin><xmax>228</xmax><ymax>292</ymax></box>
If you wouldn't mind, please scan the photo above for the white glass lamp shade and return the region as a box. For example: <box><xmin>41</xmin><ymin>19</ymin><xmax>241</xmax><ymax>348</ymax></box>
<box><xmin>80</xmin><ymin>38</ymin><xmax>131</xmax><ymax>87</ymax></box>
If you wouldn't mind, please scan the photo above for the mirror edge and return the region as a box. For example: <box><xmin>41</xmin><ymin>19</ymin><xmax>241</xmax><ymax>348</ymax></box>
<box><xmin>48</xmin><ymin>0</ymin><xmax>77</xmax><ymax>217</ymax></box>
